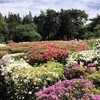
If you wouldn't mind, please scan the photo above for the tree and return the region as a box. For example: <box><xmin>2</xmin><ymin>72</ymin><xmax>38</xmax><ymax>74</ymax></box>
<box><xmin>13</xmin><ymin>24</ymin><xmax>42</xmax><ymax>42</ymax></box>
<box><xmin>34</xmin><ymin>9</ymin><xmax>60</xmax><ymax>40</ymax></box>
<box><xmin>5</xmin><ymin>13</ymin><xmax>21</xmax><ymax>40</ymax></box>
<box><xmin>58</xmin><ymin>10</ymin><xmax>76</xmax><ymax>40</ymax></box>
<box><xmin>90</xmin><ymin>15</ymin><xmax>100</xmax><ymax>31</ymax></box>
<box><xmin>0</xmin><ymin>13</ymin><xmax>8</xmax><ymax>42</ymax></box>
<box><xmin>22</xmin><ymin>11</ymin><xmax>34</xmax><ymax>24</ymax></box>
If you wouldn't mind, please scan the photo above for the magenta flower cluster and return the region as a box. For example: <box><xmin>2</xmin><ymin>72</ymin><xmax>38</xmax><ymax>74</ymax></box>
<box><xmin>36</xmin><ymin>79</ymin><xmax>95</xmax><ymax>100</ymax></box>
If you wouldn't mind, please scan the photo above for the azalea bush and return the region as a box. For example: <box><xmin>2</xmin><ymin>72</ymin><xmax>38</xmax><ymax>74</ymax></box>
<box><xmin>27</xmin><ymin>44</ymin><xmax>68</xmax><ymax>65</ymax></box>
<box><xmin>36</xmin><ymin>78</ymin><xmax>95</xmax><ymax>100</ymax></box>
<box><xmin>65</xmin><ymin>66</ymin><xmax>95</xmax><ymax>79</ymax></box>
<box><xmin>0</xmin><ymin>61</ymin><xmax>65</xmax><ymax>100</ymax></box>
<box><xmin>66</xmin><ymin>49</ymin><xmax>100</xmax><ymax>70</ymax></box>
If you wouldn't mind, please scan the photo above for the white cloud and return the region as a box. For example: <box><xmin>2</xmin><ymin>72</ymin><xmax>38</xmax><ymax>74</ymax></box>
<box><xmin>0</xmin><ymin>0</ymin><xmax>99</xmax><ymax>18</ymax></box>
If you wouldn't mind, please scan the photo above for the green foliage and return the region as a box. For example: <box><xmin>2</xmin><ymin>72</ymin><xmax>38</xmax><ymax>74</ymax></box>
<box><xmin>88</xmin><ymin>72</ymin><xmax>100</xmax><ymax>88</ymax></box>
<box><xmin>85</xmin><ymin>39</ymin><xmax>98</xmax><ymax>47</ymax></box>
<box><xmin>0</xmin><ymin>13</ymin><xmax>8</xmax><ymax>42</ymax></box>
<box><xmin>34</xmin><ymin>9</ymin><xmax>88</xmax><ymax>40</ymax></box>
<box><xmin>87</xmin><ymin>88</ymin><xmax>100</xmax><ymax>95</ymax></box>
<box><xmin>13</xmin><ymin>24</ymin><xmax>42</xmax><ymax>42</ymax></box>
<box><xmin>0</xmin><ymin>33</ymin><xmax>5</xmax><ymax>43</ymax></box>
<box><xmin>0</xmin><ymin>10</ymin><xmax>99</xmax><ymax>42</ymax></box>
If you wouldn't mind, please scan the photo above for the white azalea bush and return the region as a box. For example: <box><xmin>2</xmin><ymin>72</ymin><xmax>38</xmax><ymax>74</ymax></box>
<box><xmin>0</xmin><ymin>53</ymin><xmax>32</xmax><ymax>75</ymax></box>
<box><xmin>0</xmin><ymin>53</ymin><xmax>32</xmax><ymax>100</ymax></box>
<box><xmin>66</xmin><ymin>49</ymin><xmax>100</xmax><ymax>69</ymax></box>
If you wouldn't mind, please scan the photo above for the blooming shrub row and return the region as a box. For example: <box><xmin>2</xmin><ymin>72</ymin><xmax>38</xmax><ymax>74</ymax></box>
<box><xmin>0</xmin><ymin>40</ymin><xmax>91</xmax><ymax>65</ymax></box>
<box><xmin>36</xmin><ymin>78</ymin><xmax>96</xmax><ymax>100</ymax></box>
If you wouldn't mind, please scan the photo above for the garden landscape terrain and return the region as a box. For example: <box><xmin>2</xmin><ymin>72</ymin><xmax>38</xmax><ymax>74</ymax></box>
<box><xmin>0</xmin><ymin>39</ymin><xmax>100</xmax><ymax>100</ymax></box>
<box><xmin>0</xmin><ymin>4</ymin><xmax>100</xmax><ymax>100</ymax></box>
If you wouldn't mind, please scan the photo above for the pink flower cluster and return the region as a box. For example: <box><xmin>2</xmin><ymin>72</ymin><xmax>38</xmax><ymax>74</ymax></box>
<box><xmin>36</xmin><ymin>79</ymin><xmax>95</xmax><ymax>100</ymax></box>
<box><xmin>83</xmin><ymin>94</ymin><xmax>100</xmax><ymax>100</ymax></box>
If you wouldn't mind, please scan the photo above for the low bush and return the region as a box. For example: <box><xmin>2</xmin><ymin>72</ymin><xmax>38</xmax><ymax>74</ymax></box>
<box><xmin>0</xmin><ymin>61</ymin><xmax>65</xmax><ymax>100</ymax></box>
<box><xmin>65</xmin><ymin>66</ymin><xmax>95</xmax><ymax>79</ymax></box>
<box><xmin>36</xmin><ymin>78</ymin><xmax>95</xmax><ymax>100</ymax></box>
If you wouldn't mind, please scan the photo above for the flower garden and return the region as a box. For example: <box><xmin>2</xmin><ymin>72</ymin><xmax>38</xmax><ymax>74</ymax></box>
<box><xmin>0</xmin><ymin>39</ymin><xmax>100</xmax><ymax>100</ymax></box>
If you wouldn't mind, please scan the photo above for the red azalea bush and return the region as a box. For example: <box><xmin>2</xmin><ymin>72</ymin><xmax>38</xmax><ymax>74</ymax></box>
<box><xmin>27</xmin><ymin>43</ymin><xmax>68</xmax><ymax>65</ymax></box>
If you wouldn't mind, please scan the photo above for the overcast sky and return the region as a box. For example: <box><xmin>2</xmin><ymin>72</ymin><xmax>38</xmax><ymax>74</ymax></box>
<box><xmin>0</xmin><ymin>0</ymin><xmax>100</xmax><ymax>18</ymax></box>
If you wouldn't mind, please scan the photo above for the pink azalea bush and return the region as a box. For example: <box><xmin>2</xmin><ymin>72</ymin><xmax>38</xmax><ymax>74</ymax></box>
<box><xmin>65</xmin><ymin>66</ymin><xmax>95</xmax><ymax>79</ymax></box>
<box><xmin>36</xmin><ymin>79</ymin><xmax>95</xmax><ymax>100</ymax></box>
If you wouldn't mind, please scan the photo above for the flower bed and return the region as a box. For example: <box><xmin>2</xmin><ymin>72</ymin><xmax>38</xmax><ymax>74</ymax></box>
<box><xmin>0</xmin><ymin>40</ymin><xmax>99</xmax><ymax>100</ymax></box>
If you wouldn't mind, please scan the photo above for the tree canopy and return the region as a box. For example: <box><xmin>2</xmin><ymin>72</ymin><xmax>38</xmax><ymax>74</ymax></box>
<box><xmin>0</xmin><ymin>9</ymin><xmax>99</xmax><ymax>42</ymax></box>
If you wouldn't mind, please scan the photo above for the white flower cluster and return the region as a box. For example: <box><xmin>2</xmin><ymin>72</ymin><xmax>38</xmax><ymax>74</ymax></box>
<box><xmin>0</xmin><ymin>44</ymin><xmax>6</xmax><ymax>47</ymax></box>
<box><xmin>66</xmin><ymin>49</ymin><xmax>100</xmax><ymax>67</ymax></box>
<box><xmin>0</xmin><ymin>53</ymin><xmax>32</xmax><ymax>75</ymax></box>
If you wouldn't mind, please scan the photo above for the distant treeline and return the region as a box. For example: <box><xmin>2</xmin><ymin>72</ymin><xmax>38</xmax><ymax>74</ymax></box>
<box><xmin>0</xmin><ymin>9</ymin><xmax>100</xmax><ymax>42</ymax></box>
